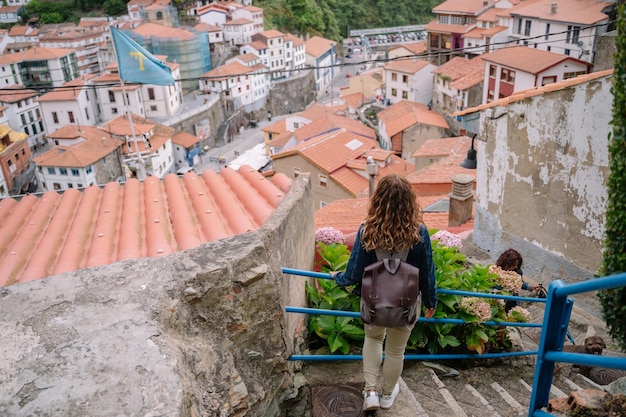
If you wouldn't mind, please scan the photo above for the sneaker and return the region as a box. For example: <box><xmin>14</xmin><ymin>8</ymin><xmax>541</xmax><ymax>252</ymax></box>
<box><xmin>380</xmin><ymin>383</ymin><xmax>399</xmax><ymax>409</ymax></box>
<box><xmin>362</xmin><ymin>389</ymin><xmax>380</xmax><ymax>411</ymax></box>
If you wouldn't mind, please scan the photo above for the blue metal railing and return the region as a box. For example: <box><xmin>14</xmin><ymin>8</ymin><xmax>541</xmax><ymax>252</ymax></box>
<box><xmin>282</xmin><ymin>267</ymin><xmax>626</xmax><ymax>417</ymax></box>
<box><xmin>528</xmin><ymin>272</ymin><xmax>626</xmax><ymax>417</ymax></box>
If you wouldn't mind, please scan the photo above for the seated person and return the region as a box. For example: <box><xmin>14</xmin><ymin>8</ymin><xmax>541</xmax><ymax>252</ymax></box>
<box><xmin>496</xmin><ymin>248</ymin><xmax>541</xmax><ymax>311</ymax></box>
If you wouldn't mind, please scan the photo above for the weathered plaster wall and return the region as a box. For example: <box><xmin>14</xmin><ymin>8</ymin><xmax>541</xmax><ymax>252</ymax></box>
<box><xmin>472</xmin><ymin>74</ymin><xmax>612</xmax><ymax>285</ymax></box>
<box><xmin>0</xmin><ymin>175</ymin><xmax>315</xmax><ymax>417</ymax></box>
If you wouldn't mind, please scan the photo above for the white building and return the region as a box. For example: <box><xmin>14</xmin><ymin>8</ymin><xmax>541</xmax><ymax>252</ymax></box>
<box><xmin>304</xmin><ymin>36</ymin><xmax>337</xmax><ymax>93</ymax></box>
<box><xmin>102</xmin><ymin>113</ymin><xmax>176</xmax><ymax>179</ymax></box>
<box><xmin>223</xmin><ymin>18</ymin><xmax>254</xmax><ymax>46</ymax></box>
<box><xmin>33</xmin><ymin>125</ymin><xmax>125</xmax><ymax>190</ymax></box>
<box><xmin>37</xmin><ymin>75</ymin><xmax>100</xmax><ymax>134</ymax></box>
<box><xmin>481</xmin><ymin>46</ymin><xmax>591</xmax><ymax>103</ymax></box>
<box><xmin>92</xmin><ymin>61</ymin><xmax>183</xmax><ymax>123</ymax></box>
<box><xmin>508</xmin><ymin>0</ymin><xmax>613</xmax><ymax>63</ymax></box>
<box><xmin>0</xmin><ymin>47</ymin><xmax>80</xmax><ymax>89</ymax></box>
<box><xmin>284</xmin><ymin>34</ymin><xmax>306</xmax><ymax>75</ymax></box>
<box><xmin>38</xmin><ymin>25</ymin><xmax>107</xmax><ymax>75</ymax></box>
<box><xmin>196</xmin><ymin>4</ymin><xmax>228</xmax><ymax>27</ymax></box>
<box><xmin>231</xmin><ymin>5</ymin><xmax>264</xmax><ymax>33</ymax></box>
<box><xmin>200</xmin><ymin>55</ymin><xmax>268</xmax><ymax>110</ymax></box>
<box><xmin>0</xmin><ymin>86</ymin><xmax>45</xmax><ymax>151</ymax></box>
<box><xmin>383</xmin><ymin>58</ymin><xmax>436</xmax><ymax>105</ymax></box>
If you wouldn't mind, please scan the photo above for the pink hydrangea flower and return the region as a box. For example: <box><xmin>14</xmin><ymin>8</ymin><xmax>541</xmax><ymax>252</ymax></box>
<box><xmin>431</xmin><ymin>230</ymin><xmax>463</xmax><ymax>249</ymax></box>
<box><xmin>315</xmin><ymin>227</ymin><xmax>344</xmax><ymax>245</ymax></box>
<box><xmin>459</xmin><ymin>297</ymin><xmax>492</xmax><ymax>323</ymax></box>
<box><xmin>507</xmin><ymin>306</ymin><xmax>531</xmax><ymax>322</ymax></box>
<box><xmin>489</xmin><ymin>265</ymin><xmax>523</xmax><ymax>292</ymax></box>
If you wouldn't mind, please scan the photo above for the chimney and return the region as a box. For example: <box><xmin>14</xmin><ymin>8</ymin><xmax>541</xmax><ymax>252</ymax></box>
<box><xmin>550</xmin><ymin>2</ymin><xmax>557</xmax><ymax>14</ymax></box>
<box><xmin>483</xmin><ymin>0</ymin><xmax>488</xmax><ymax>6</ymax></box>
<box><xmin>448</xmin><ymin>174</ymin><xmax>475</xmax><ymax>226</ymax></box>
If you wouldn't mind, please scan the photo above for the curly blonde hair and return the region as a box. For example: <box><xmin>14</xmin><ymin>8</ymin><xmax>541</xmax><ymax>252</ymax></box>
<box><xmin>361</xmin><ymin>174</ymin><xmax>423</xmax><ymax>252</ymax></box>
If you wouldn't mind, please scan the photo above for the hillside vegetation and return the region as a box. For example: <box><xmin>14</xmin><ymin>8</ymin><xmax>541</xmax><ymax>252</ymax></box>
<box><xmin>255</xmin><ymin>0</ymin><xmax>442</xmax><ymax>41</ymax></box>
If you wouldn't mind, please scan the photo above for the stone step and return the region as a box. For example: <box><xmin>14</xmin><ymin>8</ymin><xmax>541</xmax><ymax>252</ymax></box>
<box><xmin>302</xmin><ymin>300</ymin><xmax>619</xmax><ymax>417</ymax></box>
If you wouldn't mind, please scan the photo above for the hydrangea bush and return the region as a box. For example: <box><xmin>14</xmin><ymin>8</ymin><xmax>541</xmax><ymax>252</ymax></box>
<box><xmin>315</xmin><ymin>227</ymin><xmax>344</xmax><ymax>245</ymax></box>
<box><xmin>308</xmin><ymin>229</ymin><xmax>534</xmax><ymax>355</ymax></box>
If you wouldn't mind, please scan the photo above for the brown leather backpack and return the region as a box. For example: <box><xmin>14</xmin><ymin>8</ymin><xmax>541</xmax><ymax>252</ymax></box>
<box><xmin>360</xmin><ymin>249</ymin><xmax>421</xmax><ymax>328</ymax></box>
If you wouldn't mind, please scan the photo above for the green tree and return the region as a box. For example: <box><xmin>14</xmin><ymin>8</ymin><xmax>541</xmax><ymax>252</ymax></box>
<box><xmin>103</xmin><ymin>0</ymin><xmax>127</xmax><ymax>17</ymax></box>
<box><xmin>39</xmin><ymin>12</ymin><xmax>64</xmax><ymax>23</ymax></box>
<box><xmin>599</xmin><ymin>3</ymin><xmax>626</xmax><ymax>352</ymax></box>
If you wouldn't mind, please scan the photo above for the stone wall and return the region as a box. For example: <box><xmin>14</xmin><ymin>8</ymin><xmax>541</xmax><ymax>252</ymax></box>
<box><xmin>471</xmin><ymin>73</ymin><xmax>612</xmax><ymax>297</ymax></box>
<box><xmin>0</xmin><ymin>175</ymin><xmax>316</xmax><ymax>417</ymax></box>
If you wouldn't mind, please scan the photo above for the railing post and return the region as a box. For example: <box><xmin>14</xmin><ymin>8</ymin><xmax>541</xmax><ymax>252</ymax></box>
<box><xmin>528</xmin><ymin>279</ymin><xmax>572</xmax><ymax>415</ymax></box>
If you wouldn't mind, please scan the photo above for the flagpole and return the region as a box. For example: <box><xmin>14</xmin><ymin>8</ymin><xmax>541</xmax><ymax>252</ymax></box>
<box><xmin>120</xmin><ymin>77</ymin><xmax>147</xmax><ymax>180</ymax></box>
<box><xmin>109</xmin><ymin>24</ymin><xmax>147</xmax><ymax>180</ymax></box>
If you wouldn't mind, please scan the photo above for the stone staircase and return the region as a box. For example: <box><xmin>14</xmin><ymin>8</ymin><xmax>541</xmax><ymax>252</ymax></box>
<box><xmin>301</xmin><ymin>298</ymin><xmax>619</xmax><ymax>417</ymax></box>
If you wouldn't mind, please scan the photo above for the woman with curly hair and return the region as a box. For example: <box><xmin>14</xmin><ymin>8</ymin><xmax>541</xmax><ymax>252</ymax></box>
<box><xmin>331</xmin><ymin>174</ymin><xmax>437</xmax><ymax>411</ymax></box>
<box><xmin>496</xmin><ymin>248</ymin><xmax>542</xmax><ymax>311</ymax></box>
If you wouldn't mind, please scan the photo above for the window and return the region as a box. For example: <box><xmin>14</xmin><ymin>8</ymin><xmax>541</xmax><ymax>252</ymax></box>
<box><xmin>148</xmin><ymin>88</ymin><xmax>155</xmax><ymax>100</ymax></box>
<box><xmin>86</xmin><ymin>165</ymin><xmax>92</xmax><ymax>174</ymax></box>
<box><xmin>508</xmin><ymin>70</ymin><xmax>516</xmax><ymax>83</ymax></box>
<box><xmin>71</xmin><ymin>169</ymin><xmax>80</xmax><ymax>176</ymax></box>
<box><xmin>47</xmin><ymin>167</ymin><xmax>56</xmax><ymax>175</ymax></box>
<box><xmin>24</xmin><ymin>126</ymin><xmax>29</xmax><ymax>135</ymax></box>
<box><xmin>516</xmin><ymin>18</ymin><xmax>523</xmax><ymax>34</ymax></box>
<box><xmin>564</xmin><ymin>71</ymin><xmax>586</xmax><ymax>79</ymax></box>
<box><xmin>150</xmin><ymin>105</ymin><xmax>157</xmax><ymax>111</ymax></box>
<box><xmin>565</xmin><ymin>49</ymin><xmax>571</xmax><ymax>56</ymax></box>
<box><xmin>566</xmin><ymin>25</ymin><xmax>580</xmax><ymax>44</ymax></box>
<box><xmin>541</xmin><ymin>76</ymin><xmax>557</xmax><ymax>86</ymax></box>
<box><xmin>60</xmin><ymin>168</ymin><xmax>68</xmax><ymax>175</ymax></box>
<box><xmin>20</xmin><ymin>114</ymin><xmax>26</xmax><ymax>125</ymax></box>
<box><xmin>402</xmin><ymin>75</ymin><xmax>408</xmax><ymax>83</ymax></box>
<box><xmin>319</xmin><ymin>174</ymin><xmax>327</xmax><ymax>187</ymax></box>
<box><xmin>501</xmin><ymin>68</ymin><xmax>508</xmax><ymax>80</ymax></box>
<box><xmin>28</xmin><ymin>111</ymin><xmax>33</xmax><ymax>122</ymax></box>
<box><xmin>85</xmin><ymin>108</ymin><xmax>90</xmax><ymax>120</ymax></box>
<box><xmin>489</xmin><ymin>65</ymin><xmax>496</xmax><ymax>78</ymax></box>
<box><xmin>112</xmin><ymin>107</ymin><xmax>118</xmax><ymax>114</ymax></box>
<box><xmin>68</xmin><ymin>111</ymin><xmax>75</xmax><ymax>123</ymax></box>
<box><xmin>391</xmin><ymin>73</ymin><xmax>397</xmax><ymax>81</ymax></box>
<box><xmin>53</xmin><ymin>183</ymin><xmax>61</xmax><ymax>190</ymax></box>
<box><xmin>293</xmin><ymin>167</ymin><xmax>301</xmax><ymax>178</ymax></box>
<box><xmin>402</xmin><ymin>91</ymin><xmax>408</xmax><ymax>99</ymax></box>
<box><xmin>524</xmin><ymin>20</ymin><xmax>531</xmax><ymax>36</ymax></box>
<box><xmin>545</xmin><ymin>23</ymin><xmax>550</xmax><ymax>40</ymax></box>
<box><xmin>108</xmin><ymin>91</ymin><xmax>115</xmax><ymax>102</ymax></box>
<box><xmin>391</xmin><ymin>88</ymin><xmax>397</xmax><ymax>97</ymax></box>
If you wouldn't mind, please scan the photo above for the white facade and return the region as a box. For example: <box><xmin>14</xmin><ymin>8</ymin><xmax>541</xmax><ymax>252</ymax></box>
<box><xmin>197</xmin><ymin>7</ymin><xmax>228</xmax><ymax>27</ymax></box>
<box><xmin>231</xmin><ymin>6</ymin><xmax>264</xmax><ymax>34</ymax></box>
<box><xmin>384</xmin><ymin>64</ymin><xmax>436</xmax><ymax>105</ymax></box>
<box><xmin>0</xmin><ymin>90</ymin><xmax>45</xmax><ymax>150</ymax></box>
<box><xmin>223</xmin><ymin>19</ymin><xmax>254</xmax><ymax>46</ymax></box>
<box><xmin>39</xmin><ymin>163</ymin><xmax>97</xmax><ymax>190</ymax></box>
<box><xmin>200</xmin><ymin>60</ymin><xmax>268</xmax><ymax>108</ymax></box>
<box><xmin>39</xmin><ymin>28</ymin><xmax>107</xmax><ymax>75</ymax></box>
<box><xmin>482</xmin><ymin>58</ymin><xmax>589</xmax><ymax>103</ymax></box>
<box><xmin>0</xmin><ymin>61</ymin><xmax>21</xmax><ymax>87</ymax></box>
<box><xmin>38</xmin><ymin>79</ymin><xmax>100</xmax><ymax>134</ymax></box>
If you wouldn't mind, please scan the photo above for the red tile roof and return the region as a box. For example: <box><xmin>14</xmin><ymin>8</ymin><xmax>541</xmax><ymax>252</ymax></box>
<box><xmin>433</xmin><ymin>0</ymin><xmax>495</xmax><ymax>14</ymax></box>
<box><xmin>432</xmin><ymin>56</ymin><xmax>485</xmax><ymax>91</ymax></box>
<box><xmin>378</xmin><ymin>100</ymin><xmax>449</xmax><ymax>137</ymax></box>
<box><xmin>481</xmin><ymin>46</ymin><xmax>589</xmax><ymax>74</ymax></box>
<box><xmin>171</xmin><ymin>131</ymin><xmax>199</xmax><ymax>148</ymax></box>
<box><xmin>0</xmin><ymin>168</ymin><xmax>292</xmax><ymax>287</ymax></box>
<box><xmin>455</xmin><ymin>69</ymin><xmax>614</xmax><ymax>116</ymax></box>
<box><xmin>510</xmin><ymin>0</ymin><xmax>613</xmax><ymax>25</ymax></box>
<box><xmin>305</xmin><ymin>36</ymin><xmax>336</xmax><ymax>58</ymax></box>
<box><xmin>384</xmin><ymin>58</ymin><xmax>430</xmax><ymax>74</ymax></box>
<box><xmin>36</xmin><ymin>75</ymin><xmax>96</xmax><ymax>102</ymax></box>
<box><xmin>0</xmin><ymin>85</ymin><xmax>38</xmax><ymax>103</ymax></box>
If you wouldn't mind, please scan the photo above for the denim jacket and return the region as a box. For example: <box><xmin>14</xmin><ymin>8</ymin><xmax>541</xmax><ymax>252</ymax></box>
<box><xmin>333</xmin><ymin>223</ymin><xmax>437</xmax><ymax>309</ymax></box>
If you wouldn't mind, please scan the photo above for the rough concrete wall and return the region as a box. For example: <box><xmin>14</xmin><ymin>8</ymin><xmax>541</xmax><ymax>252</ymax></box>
<box><xmin>472</xmin><ymin>75</ymin><xmax>611</xmax><ymax>285</ymax></box>
<box><xmin>0</xmin><ymin>175</ymin><xmax>315</xmax><ymax>417</ymax></box>
<box><xmin>594</xmin><ymin>31</ymin><xmax>616</xmax><ymax>72</ymax></box>
<box><xmin>172</xmin><ymin>99</ymin><xmax>227</xmax><ymax>150</ymax></box>
<box><xmin>402</xmin><ymin>124</ymin><xmax>449</xmax><ymax>160</ymax></box>
<box><xmin>267</xmin><ymin>70</ymin><xmax>318</xmax><ymax>117</ymax></box>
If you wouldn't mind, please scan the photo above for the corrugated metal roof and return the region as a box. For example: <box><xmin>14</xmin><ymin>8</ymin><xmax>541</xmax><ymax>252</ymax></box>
<box><xmin>0</xmin><ymin>167</ymin><xmax>292</xmax><ymax>287</ymax></box>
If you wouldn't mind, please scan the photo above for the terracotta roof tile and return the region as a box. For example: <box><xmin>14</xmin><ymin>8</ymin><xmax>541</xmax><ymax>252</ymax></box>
<box><xmin>224</xmin><ymin>18</ymin><xmax>253</xmax><ymax>26</ymax></box>
<box><xmin>171</xmin><ymin>131</ymin><xmax>199</xmax><ymax>148</ymax></box>
<box><xmin>132</xmin><ymin>22</ymin><xmax>197</xmax><ymax>41</ymax></box>
<box><xmin>456</xmin><ymin>69</ymin><xmax>614</xmax><ymax>116</ymax></box>
<box><xmin>194</xmin><ymin>23</ymin><xmax>221</xmax><ymax>32</ymax></box>
<box><xmin>384</xmin><ymin>58</ymin><xmax>430</xmax><ymax>74</ymax></box>
<box><xmin>201</xmin><ymin>61</ymin><xmax>255</xmax><ymax>80</ymax></box>
<box><xmin>0</xmin><ymin>85</ymin><xmax>38</xmax><ymax>104</ymax></box>
<box><xmin>378</xmin><ymin>100</ymin><xmax>449</xmax><ymax>136</ymax></box>
<box><xmin>259</xmin><ymin>29</ymin><xmax>284</xmax><ymax>38</ymax></box>
<box><xmin>305</xmin><ymin>36</ymin><xmax>336</xmax><ymax>58</ymax></box>
<box><xmin>284</xmin><ymin>33</ymin><xmax>305</xmax><ymax>47</ymax></box>
<box><xmin>424</xmin><ymin>20</ymin><xmax>474</xmax><ymax>34</ymax></box>
<box><xmin>34</xmin><ymin>128</ymin><xmax>123</xmax><ymax>168</ymax></box>
<box><xmin>482</xmin><ymin>46</ymin><xmax>588</xmax><ymax>74</ymax></box>
<box><xmin>36</xmin><ymin>75</ymin><xmax>96</xmax><ymax>102</ymax></box>
<box><xmin>510</xmin><ymin>0</ymin><xmax>613</xmax><ymax>25</ymax></box>
<box><xmin>0</xmin><ymin>168</ymin><xmax>292</xmax><ymax>286</ymax></box>
<box><xmin>433</xmin><ymin>0</ymin><xmax>495</xmax><ymax>14</ymax></box>
<box><xmin>433</xmin><ymin>56</ymin><xmax>485</xmax><ymax>91</ymax></box>
<box><xmin>387</xmin><ymin>41</ymin><xmax>427</xmax><ymax>56</ymax></box>
<box><xmin>413</xmin><ymin>136</ymin><xmax>469</xmax><ymax>158</ymax></box>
